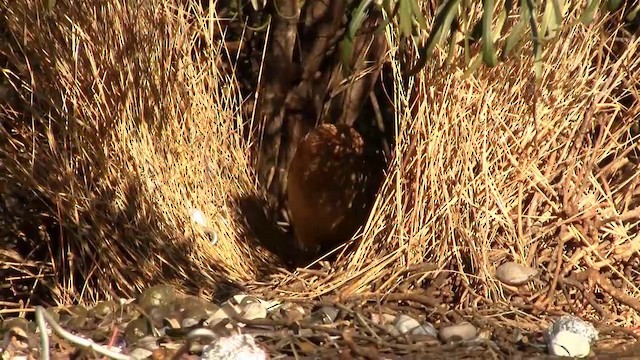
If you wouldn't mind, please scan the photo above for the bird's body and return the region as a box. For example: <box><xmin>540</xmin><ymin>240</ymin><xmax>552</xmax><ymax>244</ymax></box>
<box><xmin>286</xmin><ymin>123</ymin><xmax>380</xmax><ymax>257</ymax></box>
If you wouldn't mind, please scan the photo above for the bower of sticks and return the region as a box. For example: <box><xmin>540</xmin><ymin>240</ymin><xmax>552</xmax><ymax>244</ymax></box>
<box><xmin>1</xmin><ymin>0</ymin><xmax>640</xmax><ymax>348</ymax></box>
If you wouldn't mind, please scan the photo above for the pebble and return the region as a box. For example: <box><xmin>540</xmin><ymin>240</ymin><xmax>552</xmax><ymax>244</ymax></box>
<box><xmin>200</xmin><ymin>334</ymin><xmax>268</xmax><ymax>360</ymax></box>
<box><xmin>411</xmin><ymin>322</ymin><xmax>438</xmax><ymax>337</ymax></box>
<box><xmin>495</xmin><ymin>262</ymin><xmax>538</xmax><ymax>286</ymax></box>
<box><xmin>313</xmin><ymin>306</ymin><xmax>339</xmax><ymax>324</ymax></box>
<box><xmin>371</xmin><ymin>313</ymin><xmax>396</xmax><ymax>325</ymax></box>
<box><xmin>547</xmin><ymin>330</ymin><xmax>592</xmax><ymax>357</ymax></box>
<box><xmin>439</xmin><ymin>322</ymin><xmax>477</xmax><ymax>342</ymax></box>
<box><xmin>206</xmin><ymin>304</ymin><xmax>241</xmax><ymax>328</ymax></box>
<box><xmin>384</xmin><ymin>323</ymin><xmax>401</xmax><ymax>337</ymax></box>
<box><xmin>129</xmin><ymin>347</ymin><xmax>153</xmax><ymax>360</ymax></box>
<box><xmin>546</xmin><ymin>315</ymin><xmax>598</xmax><ymax>358</ymax></box>
<box><xmin>241</xmin><ymin>302</ymin><xmax>267</xmax><ymax>321</ymax></box>
<box><xmin>393</xmin><ymin>314</ymin><xmax>420</xmax><ymax>335</ymax></box>
<box><xmin>190</xmin><ymin>208</ymin><xmax>208</xmax><ymax>227</ymax></box>
<box><xmin>547</xmin><ymin>315</ymin><xmax>598</xmax><ymax>343</ymax></box>
<box><xmin>138</xmin><ymin>285</ymin><xmax>177</xmax><ymax>312</ymax></box>
<box><xmin>392</xmin><ymin>314</ymin><xmax>437</xmax><ymax>337</ymax></box>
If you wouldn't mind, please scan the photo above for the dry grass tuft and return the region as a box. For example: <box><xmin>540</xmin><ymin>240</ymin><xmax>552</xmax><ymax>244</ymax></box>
<box><xmin>1</xmin><ymin>0</ymin><xmax>275</xmax><ymax>303</ymax></box>
<box><xmin>263</xmin><ymin>6</ymin><xmax>640</xmax><ymax>326</ymax></box>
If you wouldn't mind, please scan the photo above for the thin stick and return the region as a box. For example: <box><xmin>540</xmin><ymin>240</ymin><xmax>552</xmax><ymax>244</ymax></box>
<box><xmin>35</xmin><ymin>306</ymin><xmax>131</xmax><ymax>360</ymax></box>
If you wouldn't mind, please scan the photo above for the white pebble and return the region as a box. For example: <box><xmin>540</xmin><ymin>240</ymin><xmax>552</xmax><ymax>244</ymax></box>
<box><xmin>241</xmin><ymin>302</ymin><xmax>267</xmax><ymax>321</ymax></box>
<box><xmin>129</xmin><ymin>348</ymin><xmax>153</xmax><ymax>360</ymax></box>
<box><xmin>439</xmin><ymin>322</ymin><xmax>477</xmax><ymax>342</ymax></box>
<box><xmin>393</xmin><ymin>314</ymin><xmax>421</xmax><ymax>335</ymax></box>
<box><xmin>200</xmin><ymin>334</ymin><xmax>268</xmax><ymax>360</ymax></box>
<box><xmin>190</xmin><ymin>208</ymin><xmax>208</xmax><ymax>227</ymax></box>
<box><xmin>495</xmin><ymin>262</ymin><xmax>538</xmax><ymax>286</ymax></box>
<box><xmin>546</xmin><ymin>315</ymin><xmax>598</xmax><ymax>358</ymax></box>
<box><xmin>391</xmin><ymin>314</ymin><xmax>437</xmax><ymax>337</ymax></box>
<box><xmin>547</xmin><ymin>330</ymin><xmax>592</xmax><ymax>357</ymax></box>
<box><xmin>548</xmin><ymin>315</ymin><xmax>598</xmax><ymax>343</ymax></box>
<box><xmin>411</xmin><ymin>322</ymin><xmax>438</xmax><ymax>337</ymax></box>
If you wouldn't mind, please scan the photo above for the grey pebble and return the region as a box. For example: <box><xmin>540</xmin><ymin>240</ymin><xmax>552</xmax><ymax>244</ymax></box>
<box><xmin>439</xmin><ymin>322</ymin><xmax>477</xmax><ymax>342</ymax></box>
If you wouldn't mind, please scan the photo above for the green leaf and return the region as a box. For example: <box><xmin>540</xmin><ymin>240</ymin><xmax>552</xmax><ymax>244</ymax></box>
<box><xmin>407</xmin><ymin>0</ymin><xmax>460</xmax><ymax>75</ymax></box>
<box><xmin>445</xmin><ymin>24</ymin><xmax>459</xmax><ymax>67</ymax></box>
<box><xmin>382</xmin><ymin>0</ymin><xmax>394</xmax><ymax>14</ymax></box>
<box><xmin>347</xmin><ymin>0</ymin><xmax>373</xmax><ymax>40</ymax></box>
<box><xmin>580</xmin><ymin>0</ymin><xmax>601</xmax><ymax>25</ymax></box>
<box><xmin>525</xmin><ymin>0</ymin><xmax>543</xmax><ymax>82</ymax></box>
<box><xmin>463</xmin><ymin>54</ymin><xmax>484</xmax><ymax>78</ymax></box>
<box><xmin>482</xmin><ymin>0</ymin><xmax>497</xmax><ymax>67</ymax></box>
<box><xmin>626</xmin><ymin>3</ymin><xmax>640</xmax><ymax>22</ymax></box>
<box><xmin>340</xmin><ymin>37</ymin><xmax>355</xmax><ymax>74</ymax></box>
<box><xmin>606</xmin><ymin>0</ymin><xmax>623</xmax><ymax>11</ymax></box>
<box><xmin>410</xmin><ymin>0</ymin><xmax>429</xmax><ymax>30</ymax></box>
<box><xmin>424</xmin><ymin>0</ymin><xmax>460</xmax><ymax>50</ymax></box>
<box><xmin>399</xmin><ymin>0</ymin><xmax>413</xmax><ymax>37</ymax></box>
<box><xmin>544</xmin><ymin>0</ymin><xmax>565</xmax><ymax>38</ymax></box>
<box><xmin>539</xmin><ymin>0</ymin><xmax>552</xmax><ymax>39</ymax></box>
<box><xmin>495</xmin><ymin>6</ymin><xmax>508</xmax><ymax>35</ymax></box>
<box><xmin>503</xmin><ymin>0</ymin><xmax>530</xmax><ymax>58</ymax></box>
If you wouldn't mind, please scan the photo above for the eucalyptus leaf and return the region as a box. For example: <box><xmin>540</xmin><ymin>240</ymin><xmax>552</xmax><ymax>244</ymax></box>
<box><xmin>626</xmin><ymin>4</ymin><xmax>640</xmax><ymax>22</ymax></box>
<box><xmin>503</xmin><ymin>0</ymin><xmax>530</xmax><ymax>58</ymax></box>
<box><xmin>347</xmin><ymin>0</ymin><xmax>373</xmax><ymax>40</ymax></box>
<box><xmin>410</xmin><ymin>0</ymin><xmax>429</xmax><ymax>30</ymax></box>
<box><xmin>340</xmin><ymin>37</ymin><xmax>355</xmax><ymax>74</ymax></box>
<box><xmin>407</xmin><ymin>0</ymin><xmax>460</xmax><ymax>76</ymax></box>
<box><xmin>606</xmin><ymin>0</ymin><xmax>623</xmax><ymax>11</ymax></box>
<box><xmin>525</xmin><ymin>0</ymin><xmax>543</xmax><ymax>82</ymax></box>
<box><xmin>399</xmin><ymin>0</ymin><xmax>414</xmax><ymax>37</ymax></box>
<box><xmin>482</xmin><ymin>0</ymin><xmax>497</xmax><ymax>67</ymax></box>
<box><xmin>580</xmin><ymin>0</ymin><xmax>601</xmax><ymax>25</ymax></box>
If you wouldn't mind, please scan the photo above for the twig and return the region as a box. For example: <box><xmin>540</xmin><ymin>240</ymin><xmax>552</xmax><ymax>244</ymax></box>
<box><xmin>343</xmin><ymin>330</ymin><xmax>380</xmax><ymax>360</ymax></box>
<box><xmin>574</xmin><ymin>269</ymin><xmax>640</xmax><ymax>314</ymax></box>
<box><xmin>35</xmin><ymin>306</ymin><xmax>130</xmax><ymax>360</ymax></box>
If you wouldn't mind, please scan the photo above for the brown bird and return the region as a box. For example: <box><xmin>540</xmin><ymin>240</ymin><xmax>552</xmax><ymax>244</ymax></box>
<box><xmin>286</xmin><ymin>123</ymin><xmax>381</xmax><ymax>257</ymax></box>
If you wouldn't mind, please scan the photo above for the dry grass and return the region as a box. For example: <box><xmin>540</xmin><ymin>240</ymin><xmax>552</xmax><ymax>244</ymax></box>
<box><xmin>2</xmin><ymin>0</ymin><xmax>640</xmax><ymax>332</ymax></box>
<box><xmin>1</xmin><ymin>0</ymin><xmax>276</xmax><ymax>304</ymax></box>
<box><xmin>262</xmin><ymin>4</ymin><xmax>640</xmax><ymax>327</ymax></box>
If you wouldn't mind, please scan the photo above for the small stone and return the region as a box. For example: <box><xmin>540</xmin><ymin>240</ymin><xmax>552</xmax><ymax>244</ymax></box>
<box><xmin>371</xmin><ymin>313</ymin><xmax>395</xmax><ymax>325</ymax></box>
<box><xmin>138</xmin><ymin>285</ymin><xmax>177</xmax><ymax>313</ymax></box>
<box><xmin>61</xmin><ymin>305</ymin><xmax>89</xmax><ymax>329</ymax></box>
<box><xmin>178</xmin><ymin>296</ymin><xmax>219</xmax><ymax>326</ymax></box>
<box><xmin>241</xmin><ymin>302</ymin><xmax>267</xmax><ymax>321</ymax></box>
<box><xmin>384</xmin><ymin>324</ymin><xmax>401</xmax><ymax>337</ymax></box>
<box><xmin>546</xmin><ymin>315</ymin><xmax>598</xmax><ymax>357</ymax></box>
<box><xmin>547</xmin><ymin>315</ymin><xmax>598</xmax><ymax>344</ymax></box>
<box><xmin>200</xmin><ymin>334</ymin><xmax>267</xmax><ymax>360</ymax></box>
<box><xmin>239</xmin><ymin>296</ymin><xmax>261</xmax><ymax>306</ymax></box>
<box><xmin>495</xmin><ymin>262</ymin><xmax>538</xmax><ymax>286</ymax></box>
<box><xmin>205</xmin><ymin>304</ymin><xmax>241</xmax><ymax>327</ymax></box>
<box><xmin>129</xmin><ymin>347</ymin><xmax>154</xmax><ymax>360</ymax></box>
<box><xmin>547</xmin><ymin>330</ymin><xmax>592</xmax><ymax>357</ymax></box>
<box><xmin>312</xmin><ymin>307</ymin><xmax>339</xmax><ymax>324</ymax></box>
<box><xmin>278</xmin><ymin>303</ymin><xmax>305</xmax><ymax>322</ymax></box>
<box><xmin>91</xmin><ymin>300</ymin><xmax>118</xmax><ymax>320</ymax></box>
<box><xmin>411</xmin><ymin>322</ymin><xmax>438</xmax><ymax>338</ymax></box>
<box><xmin>1</xmin><ymin>317</ymin><xmax>30</xmax><ymax>335</ymax></box>
<box><xmin>124</xmin><ymin>318</ymin><xmax>153</xmax><ymax>345</ymax></box>
<box><xmin>190</xmin><ymin>208</ymin><xmax>208</xmax><ymax>227</ymax></box>
<box><xmin>439</xmin><ymin>322</ymin><xmax>477</xmax><ymax>342</ymax></box>
<box><xmin>393</xmin><ymin>314</ymin><xmax>420</xmax><ymax>335</ymax></box>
